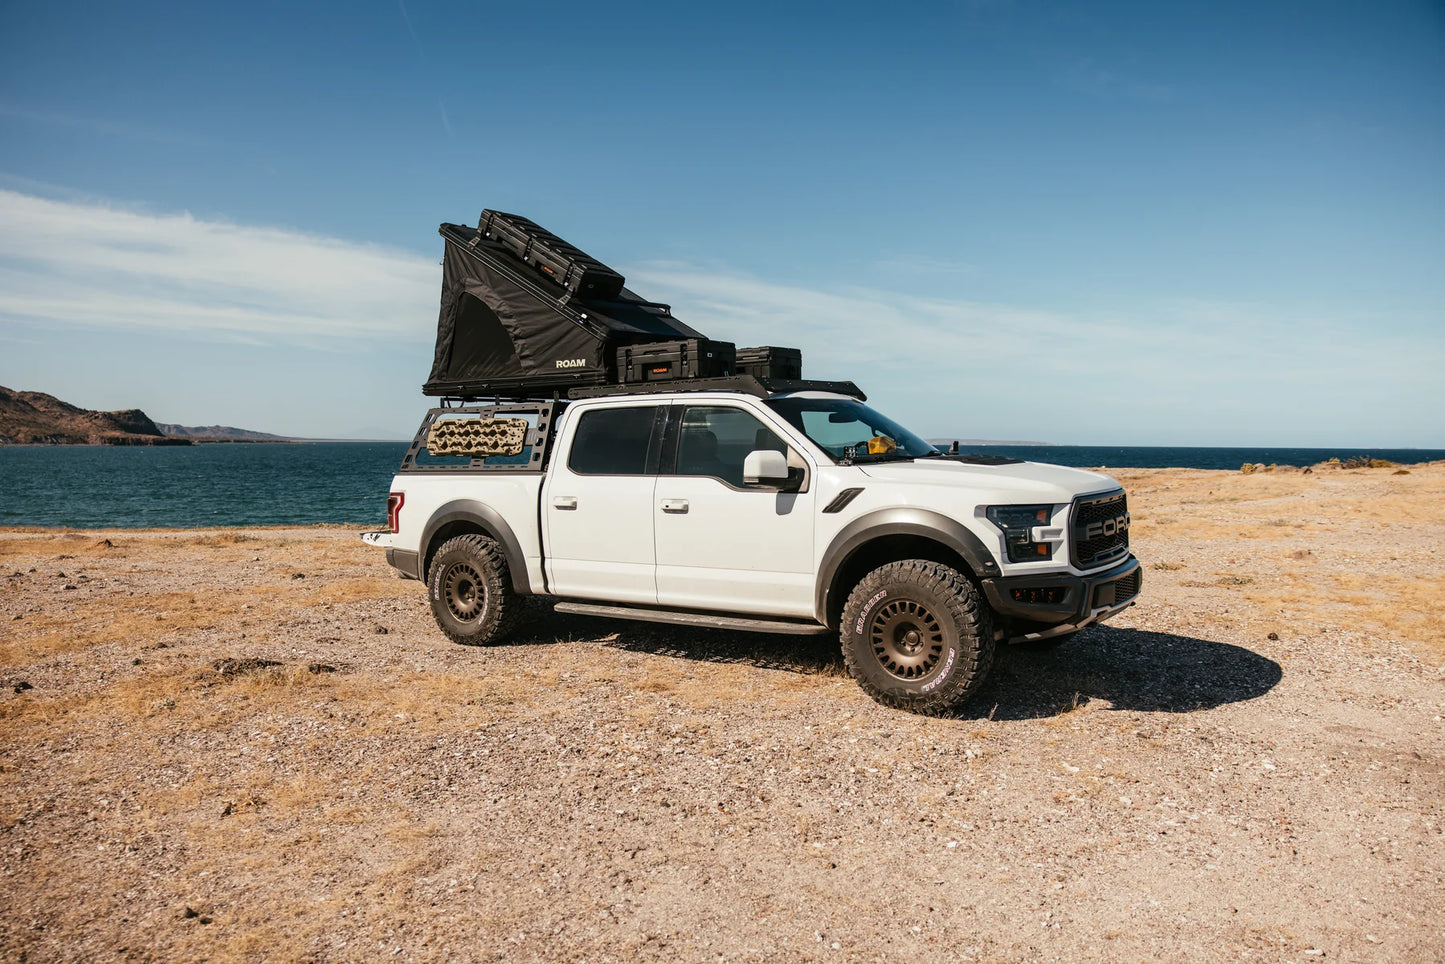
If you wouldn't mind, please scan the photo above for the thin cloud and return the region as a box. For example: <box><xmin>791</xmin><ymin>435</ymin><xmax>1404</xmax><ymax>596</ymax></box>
<box><xmin>626</xmin><ymin>262</ymin><xmax>1441</xmax><ymax>411</ymax></box>
<box><xmin>0</xmin><ymin>102</ymin><xmax>214</xmax><ymax>146</ymax></box>
<box><xmin>398</xmin><ymin>0</ymin><xmax>423</xmax><ymax>49</ymax></box>
<box><xmin>1064</xmin><ymin>59</ymin><xmax>1174</xmax><ymax>103</ymax></box>
<box><xmin>874</xmin><ymin>256</ymin><xmax>978</xmax><ymax>276</ymax></box>
<box><xmin>0</xmin><ymin>190</ymin><xmax>437</xmax><ymax>344</ymax></box>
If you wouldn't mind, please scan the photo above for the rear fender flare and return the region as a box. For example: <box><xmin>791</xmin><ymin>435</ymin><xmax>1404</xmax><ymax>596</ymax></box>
<box><xmin>421</xmin><ymin>500</ymin><xmax>532</xmax><ymax>595</ymax></box>
<box><xmin>815</xmin><ymin>507</ymin><xmax>1000</xmax><ymax>626</ymax></box>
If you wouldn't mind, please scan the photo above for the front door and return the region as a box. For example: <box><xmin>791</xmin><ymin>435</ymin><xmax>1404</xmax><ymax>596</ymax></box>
<box><xmin>654</xmin><ymin>404</ymin><xmax>816</xmax><ymax>618</ymax></box>
<box><xmin>542</xmin><ymin>403</ymin><xmax>664</xmax><ymax>605</ymax></box>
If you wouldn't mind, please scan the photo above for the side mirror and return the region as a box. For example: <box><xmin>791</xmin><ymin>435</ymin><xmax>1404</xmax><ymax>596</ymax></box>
<box><xmin>743</xmin><ymin>449</ymin><xmax>790</xmax><ymax>487</ymax></box>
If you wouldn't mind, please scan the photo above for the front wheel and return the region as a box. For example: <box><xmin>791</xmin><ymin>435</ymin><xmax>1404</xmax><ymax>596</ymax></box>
<box><xmin>840</xmin><ymin>560</ymin><xmax>995</xmax><ymax>714</ymax></box>
<box><xmin>426</xmin><ymin>534</ymin><xmax>523</xmax><ymax>645</ymax></box>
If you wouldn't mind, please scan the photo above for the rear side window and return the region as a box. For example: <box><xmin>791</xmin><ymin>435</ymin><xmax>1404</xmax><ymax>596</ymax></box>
<box><xmin>567</xmin><ymin>406</ymin><xmax>661</xmax><ymax>475</ymax></box>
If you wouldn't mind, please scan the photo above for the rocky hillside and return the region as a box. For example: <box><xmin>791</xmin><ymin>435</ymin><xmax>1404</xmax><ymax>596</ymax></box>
<box><xmin>0</xmin><ymin>386</ymin><xmax>186</xmax><ymax>445</ymax></box>
<box><xmin>155</xmin><ymin>422</ymin><xmax>290</xmax><ymax>442</ymax></box>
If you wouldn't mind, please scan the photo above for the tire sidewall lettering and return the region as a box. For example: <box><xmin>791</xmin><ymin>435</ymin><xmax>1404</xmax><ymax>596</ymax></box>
<box><xmin>919</xmin><ymin>647</ymin><xmax>957</xmax><ymax>693</ymax></box>
<box><xmin>854</xmin><ymin>589</ymin><xmax>888</xmax><ymax>637</ymax></box>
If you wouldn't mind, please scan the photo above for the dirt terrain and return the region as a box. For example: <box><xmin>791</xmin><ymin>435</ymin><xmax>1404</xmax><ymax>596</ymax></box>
<box><xmin>2</xmin><ymin>464</ymin><xmax>1443</xmax><ymax>962</ymax></box>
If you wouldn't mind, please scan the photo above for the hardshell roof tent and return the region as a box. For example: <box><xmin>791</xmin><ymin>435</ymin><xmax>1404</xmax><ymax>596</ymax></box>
<box><xmin>424</xmin><ymin>213</ymin><xmax>705</xmax><ymax>399</ymax></box>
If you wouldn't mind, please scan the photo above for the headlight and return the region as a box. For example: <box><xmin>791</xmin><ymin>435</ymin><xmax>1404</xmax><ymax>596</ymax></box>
<box><xmin>985</xmin><ymin>504</ymin><xmax>1059</xmax><ymax>563</ymax></box>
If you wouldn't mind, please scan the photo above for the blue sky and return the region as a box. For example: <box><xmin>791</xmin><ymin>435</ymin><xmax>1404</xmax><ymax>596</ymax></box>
<box><xmin>1</xmin><ymin>0</ymin><xmax>1442</xmax><ymax>444</ymax></box>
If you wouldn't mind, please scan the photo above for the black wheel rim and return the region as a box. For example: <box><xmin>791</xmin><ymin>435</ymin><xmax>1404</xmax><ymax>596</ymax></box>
<box><xmin>869</xmin><ymin>598</ymin><xmax>945</xmax><ymax>680</ymax></box>
<box><xmin>443</xmin><ymin>562</ymin><xmax>484</xmax><ymax>622</ymax></box>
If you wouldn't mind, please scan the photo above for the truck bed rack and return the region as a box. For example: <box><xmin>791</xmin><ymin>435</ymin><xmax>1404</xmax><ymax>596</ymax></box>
<box><xmin>399</xmin><ymin>401</ymin><xmax>560</xmax><ymax>474</ymax></box>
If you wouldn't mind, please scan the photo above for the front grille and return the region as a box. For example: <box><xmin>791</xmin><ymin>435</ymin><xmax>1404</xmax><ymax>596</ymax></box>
<box><xmin>1072</xmin><ymin>490</ymin><xmax>1130</xmax><ymax>569</ymax></box>
<box><xmin>1092</xmin><ymin>567</ymin><xmax>1141</xmax><ymax>609</ymax></box>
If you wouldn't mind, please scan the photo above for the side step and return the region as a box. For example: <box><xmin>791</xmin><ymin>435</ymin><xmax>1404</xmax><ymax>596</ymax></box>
<box><xmin>552</xmin><ymin>601</ymin><xmax>830</xmax><ymax>636</ymax></box>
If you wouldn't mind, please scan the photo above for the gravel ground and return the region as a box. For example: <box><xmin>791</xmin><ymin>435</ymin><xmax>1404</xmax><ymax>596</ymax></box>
<box><xmin>1</xmin><ymin>465</ymin><xmax>1442</xmax><ymax>962</ymax></box>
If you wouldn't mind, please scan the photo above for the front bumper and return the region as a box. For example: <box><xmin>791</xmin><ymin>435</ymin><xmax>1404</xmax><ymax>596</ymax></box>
<box><xmin>981</xmin><ymin>555</ymin><xmax>1141</xmax><ymax>640</ymax></box>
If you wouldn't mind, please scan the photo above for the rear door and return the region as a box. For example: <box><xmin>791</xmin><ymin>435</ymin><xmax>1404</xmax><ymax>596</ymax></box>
<box><xmin>653</xmin><ymin>403</ymin><xmax>816</xmax><ymax>618</ymax></box>
<box><xmin>542</xmin><ymin>402</ymin><xmax>664</xmax><ymax>604</ymax></box>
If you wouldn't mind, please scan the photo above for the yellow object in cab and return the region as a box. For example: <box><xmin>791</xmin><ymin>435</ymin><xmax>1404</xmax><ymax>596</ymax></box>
<box><xmin>867</xmin><ymin>435</ymin><xmax>897</xmax><ymax>455</ymax></box>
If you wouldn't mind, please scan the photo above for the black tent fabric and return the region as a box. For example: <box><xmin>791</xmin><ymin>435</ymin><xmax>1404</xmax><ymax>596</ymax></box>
<box><xmin>424</xmin><ymin>223</ymin><xmax>704</xmax><ymax>398</ymax></box>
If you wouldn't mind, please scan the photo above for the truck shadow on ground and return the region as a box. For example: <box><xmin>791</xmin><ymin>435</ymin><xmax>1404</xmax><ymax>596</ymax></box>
<box><xmin>968</xmin><ymin>626</ymin><xmax>1283</xmax><ymax>720</ymax></box>
<box><xmin>522</xmin><ymin>612</ymin><xmax>1283</xmax><ymax>720</ymax></box>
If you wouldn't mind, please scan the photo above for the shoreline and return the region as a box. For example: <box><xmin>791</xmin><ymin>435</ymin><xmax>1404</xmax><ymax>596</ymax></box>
<box><xmin>3</xmin><ymin>462</ymin><xmax>1442</xmax><ymax>532</ymax></box>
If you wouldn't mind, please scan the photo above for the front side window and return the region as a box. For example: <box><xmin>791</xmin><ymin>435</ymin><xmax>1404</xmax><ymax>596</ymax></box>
<box><xmin>765</xmin><ymin>397</ymin><xmax>937</xmax><ymax>462</ymax></box>
<box><xmin>567</xmin><ymin>406</ymin><xmax>661</xmax><ymax>475</ymax></box>
<box><xmin>674</xmin><ymin>405</ymin><xmax>787</xmax><ymax>487</ymax></box>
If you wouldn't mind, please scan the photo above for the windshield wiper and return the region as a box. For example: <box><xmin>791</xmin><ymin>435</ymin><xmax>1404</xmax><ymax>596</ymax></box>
<box><xmin>842</xmin><ymin>451</ymin><xmax>917</xmax><ymax>466</ymax></box>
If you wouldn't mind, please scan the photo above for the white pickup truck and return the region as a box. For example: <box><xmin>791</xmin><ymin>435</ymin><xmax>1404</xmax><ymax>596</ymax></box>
<box><xmin>363</xmin><ymin>380</ymin><xmax>1139</xmax><ymax>714</ymax></box>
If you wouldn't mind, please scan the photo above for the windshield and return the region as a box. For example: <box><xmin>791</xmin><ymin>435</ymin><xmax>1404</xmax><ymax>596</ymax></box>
<box><xmin>765</xmin><ymin>396</ymin><xmax>939</xmax><ymax>463</ymax></box>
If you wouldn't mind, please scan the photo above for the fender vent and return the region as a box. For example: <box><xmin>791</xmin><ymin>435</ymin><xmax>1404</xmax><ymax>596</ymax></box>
<box><xmin>823</xmin><ymin>487</ymin><xmax>864</xmax><ymax>514</ymax></box>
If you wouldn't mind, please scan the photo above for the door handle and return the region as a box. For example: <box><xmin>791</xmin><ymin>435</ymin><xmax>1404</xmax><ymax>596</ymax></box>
<box><xmin>660</xmin><ymin>499</ymin><xmax>689</xmax><ymax>514</ymax></box>
<box><xmin>552</xmin><ymin>496</ymin><xmax>578</xmax><ymax>510</ymax></box>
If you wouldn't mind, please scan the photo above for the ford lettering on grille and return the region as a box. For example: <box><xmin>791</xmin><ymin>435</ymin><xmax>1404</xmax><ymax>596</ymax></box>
<box><xmin>1084</xmin><ymin>513</ymin><xmax>1130</xmax><ymax>540</ymax></box>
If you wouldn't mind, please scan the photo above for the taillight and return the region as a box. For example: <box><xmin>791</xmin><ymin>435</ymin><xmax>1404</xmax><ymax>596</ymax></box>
<box><xmin>386</xmin><ymin>492</ymin><xmax>404</xmax><ymax>533</ymax></box>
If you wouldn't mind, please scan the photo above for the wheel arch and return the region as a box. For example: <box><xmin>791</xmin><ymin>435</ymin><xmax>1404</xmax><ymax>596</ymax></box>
<box><xmin>421</xmin><ymin>500</ymin><xmax>532</xmax><ymax>594</ymax></box>
<box><xmin>816</xmin><ymin>508</ymin><xmax>999</xmax><ymax>629</ymax></box>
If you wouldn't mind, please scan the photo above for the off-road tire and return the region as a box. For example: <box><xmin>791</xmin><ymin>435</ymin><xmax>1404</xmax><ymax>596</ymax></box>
<box><xmin>426</xmin><ymin>534</ymin><xmax>524</xmax><ymax>646</ymax></box>
<box><xmin>840</xmin><ymin>560</ymin><xmax>995</xmax><ymax>714</ymax></box>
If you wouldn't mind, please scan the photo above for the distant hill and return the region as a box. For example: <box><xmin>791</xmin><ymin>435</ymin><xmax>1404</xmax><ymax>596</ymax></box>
<box><xmin>156</xmin><ymin>423</ymin><xmax>290</xmax><ymax>441</ymax></box>
<box><xmin>0</xmin><ymin>385</ymin><xmax>187</xmax><ymax>445</ymax></box>
<box><xmin>0</xmin><ymin>386</ymin><xmax>287</xmax><ymax>445</ymax></box>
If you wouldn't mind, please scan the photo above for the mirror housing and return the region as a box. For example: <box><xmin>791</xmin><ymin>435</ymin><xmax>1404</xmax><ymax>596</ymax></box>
<box><xmin>743</xmin><ymin>449</ymin><xmax>790</xmax><ymax>487</ymax></box>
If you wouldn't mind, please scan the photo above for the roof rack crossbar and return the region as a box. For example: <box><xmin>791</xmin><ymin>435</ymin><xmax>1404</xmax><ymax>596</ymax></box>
<box><xmin>565</xmin><ymin>375</ymin><xmax>865</xmax><ymax>401</ymax></box>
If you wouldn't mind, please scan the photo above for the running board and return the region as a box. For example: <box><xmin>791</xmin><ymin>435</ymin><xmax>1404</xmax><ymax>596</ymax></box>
<box><xmin>552</xmin><ymin>602</ymin><xmax>830</xmax><ymax>635</ymax></box>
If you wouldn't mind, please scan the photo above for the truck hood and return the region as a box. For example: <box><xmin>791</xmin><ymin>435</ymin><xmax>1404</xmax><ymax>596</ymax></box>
<box><xmin>856</xmin><ymin>458</ymin><xmax>1119</xmax><ymax>503</ymax></box>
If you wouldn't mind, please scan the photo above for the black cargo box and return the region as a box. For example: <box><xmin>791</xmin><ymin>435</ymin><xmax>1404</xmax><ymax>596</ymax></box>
<box><xmin>424</xmin><ymin>222</ymin><xmax>705</xmax><ymax>398</ymax></box>
<box><xmin>479</xmin><ymin>210</ymin><xmax>626</xmax><ymax>301</ymax></box>
<box><xmin>736</xmin><ymin>346</ymin><xmax>802</xmax><ymax>380</ymax></box>
<box><xmin>617</xmin><ymin>340</ymin><xmax>737</xmax><ymax>383</ymax></box>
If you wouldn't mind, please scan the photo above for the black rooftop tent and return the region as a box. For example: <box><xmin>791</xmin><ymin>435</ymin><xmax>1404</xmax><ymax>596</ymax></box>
<box><xmin>423</xmin><ymin>222</ymin><xmax>705</xmax><ymax>398</ymax></box>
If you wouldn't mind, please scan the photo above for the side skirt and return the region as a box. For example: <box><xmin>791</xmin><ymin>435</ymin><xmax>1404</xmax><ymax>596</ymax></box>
<box><xmin>553</xmin><ymin>601</ymin><xmax>830</xmax><ymax>636</ymax></box>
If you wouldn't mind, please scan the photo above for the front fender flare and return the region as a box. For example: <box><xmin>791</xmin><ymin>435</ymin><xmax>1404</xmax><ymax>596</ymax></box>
<box><xmin>815</xmin><ymin>507</ymin><xmax>1000</xmax><ymax>626</ymax></box>
<box><xmin>421</xmin><ymin>499</ymin><xmax>532</xmax><ymax>595</ymax></box>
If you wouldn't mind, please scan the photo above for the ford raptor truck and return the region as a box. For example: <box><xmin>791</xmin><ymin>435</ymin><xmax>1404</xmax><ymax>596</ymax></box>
<box><xmin>362</xmin><ymin>381</ymin><xmax>1139</xmax><ymax>714</ymax></box>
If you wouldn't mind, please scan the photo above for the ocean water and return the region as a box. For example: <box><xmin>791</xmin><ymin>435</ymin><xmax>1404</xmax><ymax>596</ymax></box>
<box><xmin>0</xmin><ymin>441</ymin><xmax>408</xmax><ymax>529</ymax></box>
<box><xmin>1</xmin><ymin>441</ymin><xmax>1441</xmax><ymax>529</ymax></box>
<box><xmin>936</xmin><ymin>444</ymin><xmax>1445</xmax><ymax>471</ymax></box>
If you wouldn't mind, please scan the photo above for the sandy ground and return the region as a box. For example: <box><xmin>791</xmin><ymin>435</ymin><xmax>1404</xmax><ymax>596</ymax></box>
<box><xmin>1</xmin><ymin>464</ymin><xmax>1443</xmax><ymax>963</ymax></box>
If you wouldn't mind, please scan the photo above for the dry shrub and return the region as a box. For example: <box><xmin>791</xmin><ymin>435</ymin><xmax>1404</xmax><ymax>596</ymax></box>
<box><xmin>636</xmin><ymin>673</ymin><xmax>674</xmax><ymax>693</ymax></box>
<box><xmin>0</xmin><ymin>533</ymin><xmax>131</xmax><ymax>560</ymax></box>
<box><xmin>302</xmin><ymin>578</ymin><xmax>412</xmax><ymax>605</ymax></box>
<box><xmin>191</xmin><ymin>533</ymin><xmax>258</xmax><ymax>547</ymax></box>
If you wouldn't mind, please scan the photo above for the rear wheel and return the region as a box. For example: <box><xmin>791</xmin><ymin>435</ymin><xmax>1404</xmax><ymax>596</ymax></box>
<box><xmin>840</xmin><ymin>560</ymin><xmax>995</xmax><ymax>714</ymax></box>
<box><xmin>426</xmin><ymin>534</ymin><xmax>523</xmax><ymax>645</ymax></box>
